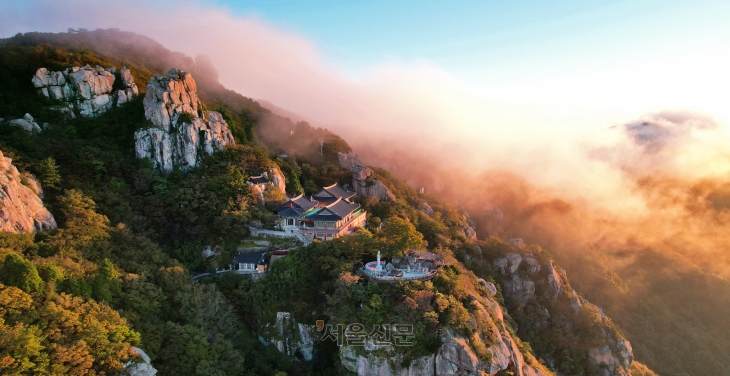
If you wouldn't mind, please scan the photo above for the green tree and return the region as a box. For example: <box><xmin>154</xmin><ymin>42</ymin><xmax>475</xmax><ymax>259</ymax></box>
<box><xmin>40</xmin><ymin>263</ymin><xmax>63</xmax><ymax>283</ymax></box>
<box><xmin>366</xmin><ymin>216</ymin><xmax>382</xmax><ymax>233</ymax></box>
<box><xmin>378</xmin><ymin>216</ymin><xmax>425</xmax><ymax>258</ymax></box>
<box><xmin>154</xmin><ymin>322</ymin><xmax>227</xmax><ymax>376</ymax></box>
<box><xmin>67</xmin><ymin>277</ymin><xmax>92</xmax><ymax>299</ymax></box>
<box><xmin>52</xmin><ymin>189</ymin><xmax>110</xmax><ymax>257</ymax></box>
<box><xmin>2</xmin><ymin>253</ymin><xmax>44</xmax><ymax>293</ymax></box>
<box><xmin>34</xmin><ymin>157</ymin><xmax>61</xmax><ymax>190</ymax></box>
<box><xmin>283</xmin><ymin>163</ymin><xmax>304</xmax><ymax>195</ymax></box>
<box><xmin>92</xmin><ymin>258</ymin><xmax>121</xmax><ymax>303</ymax></box>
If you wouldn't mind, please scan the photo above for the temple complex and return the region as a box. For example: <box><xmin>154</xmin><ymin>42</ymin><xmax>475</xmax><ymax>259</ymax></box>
<box><xmin>273</xmin><ymin>184</ymin><xmax>366</xmax><ymax>241</ymax></box>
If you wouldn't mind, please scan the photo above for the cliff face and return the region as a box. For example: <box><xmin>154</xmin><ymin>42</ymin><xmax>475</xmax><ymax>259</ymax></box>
<box><xmin>0</xmin><ymin>150</ymin><xmax>57</xmax><ymax>233</ymax></box>
<box><xmin>340</xmin><ymin>321</ymin><xmax>552</xmax><ymax>376</ymax></box>
<box><xmin>338</xmin><ymin>284</ymin><xmax>552</xmax><ymax>376</ymax></box>
<box><xmin>32</xmin><ymin>65</ymin><xmax>139</xmax><ymax>117</ymax></box>
<box><xmin>266</xmin><ymin>312</ymin><xmax>317</xmax><ymax>361</ymax></box>
<box><xmin>134</xmin><ymin>69</ymin><xmax>235</xmax><ymax>171</ymax></box>
<box><xmin>338</xmin><ymin>152</ymin><xmax>396</xmax><ymax>202</ymax></box>
<box><xmin>494</xmin><ymin>250</ymin><xmax>634</xmax><ymax>376</ymax></box>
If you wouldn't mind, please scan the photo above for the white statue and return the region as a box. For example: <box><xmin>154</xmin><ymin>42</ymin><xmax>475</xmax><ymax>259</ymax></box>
<box><xmin>376</xmin><ymin>251</ymin><xmax>382</xmax><ymax>271</ymax></box>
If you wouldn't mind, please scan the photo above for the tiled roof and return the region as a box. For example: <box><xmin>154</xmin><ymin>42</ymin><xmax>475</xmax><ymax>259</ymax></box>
<box><xmin>302</xmin><ymin>197</ymin><xmax>360</xmax><ymax>221</ymax></box>
<box><xmin>312</xmin><ymin>183</ymin><xmax>356</xmax><ymax>204</ymax></box>
<box><xmin>273</xmin><ymin>194</ymin><xmax>318</xmax><ymax>216</ymax></box>
<box><xmin>276</xmin><ymin>207</ymin><xmax>304</xmax><ymax>217</ymax></box>
<box><xmin>234</xmin><ymin>251</ymin><xmax>265</xmax><ymax>264</ymax></box>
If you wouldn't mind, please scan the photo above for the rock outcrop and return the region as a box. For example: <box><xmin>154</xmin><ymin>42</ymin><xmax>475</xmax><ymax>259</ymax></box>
<box><xmin>570</xmin><ymin>295</ymin><xmax>583</xmax><ymax>315</ymax></box>
<box><xmin>588</xmin><ymin>342</ymin><xmax>632</xmax><ymax>376</ymax></box>
<box><xmin>509</xmin><ymin>238</ymin><xmax>525</xmax><ymax>247</ymax></box>
<box><xmin>523</xmin><ymin>256</ymin><xmax>541</xmax><ymax>275</ymax></box>
<box><xmin>264</xmin><ymin>168</ymin><xmax>286</xmax><ymax>194</ymax></box>
<box><xmin>419</xmin><ymin>202</ymin><xmax>434</xmax><ymax>216</ymax></box>
<box><xmin>116</xmin><ymin>68</ymin><xmax>140</xmax><ymax>105</ymax></box>
<box><xmin>493</xmin><ymin>247</ymin><xmax>633</xmax><ymax>376</ymax></box>
<box><xmin>461</xmin><ymin>225</ymin><xmax>477</xmax><ymax>240</ymax></box>
<box><xmin>125</xmin><ymin>347</ymin><xmax>158</xmax><ymax>376</ymax></box>
<box><xmin>340</xmin><ymin>304</ymin><xmax>550</xmax><ymax>376</ymax></box>
<box><xmin>493</xmin><ymin>258</ymin><xmax>508</xmax><ymax>275</ymax></box>
<box><xmin>340</xmin><ymin>344</ymin><xmax>435</xmax><ymax>376</ymax></box>
<box><xmin>32</xmin><ymin>65</ymin><xmax>138</xmax><ymax>117</ymax></box>
<box><xmin>248</xmin><ymin>168</ymin><xmax>287</xmax><ymax>203</ymax></box>
<box><xmin>0</xmin><ymin>150</ymin><xmax>57</xmax><ymax>233</ymax></box>
<box><xmin>503</xmin><ymin>274</ymin><xmax>536</xmax><ymax>302</ymax></box>
<box><xmin>339</xmin><ymin>274</ymin><xmax>550</xmax><ymax>376</ymax></box>
<box><xmin>477</xmin><ymin>278</ymin><xmax>498</xmax><ymax>296</ymax></box>
<box><xmin>338</xmin><ymin>152</ymin><xmax>396</xmax><ymax>202</ymax></box>
<box><xmin>576</xmin><ymin>297</ymin><xmax>633</xmax><ymax>376</ymax></box>
<box><xmin>134</xmin><ymin>69</ymin><xmax>235</xmax><ymax>171</ymax></box>
<box><xmin>506</xmin><ymin>253</ymin><xmax>522</xmax><ymax>274</ymax></box>
<box><xmin>7</xmin><ymin>113</ymin><xmax>42</xmax><ymax>134</ymax></box>
<box><xmin>266</xmin><ymin>312</ymin><xmax>316</xmax><ymax>361</ymax></box>
<box><xmin>545</xmin><ymin>261</ymin><xmax>565</xmax><ymax>300</ymax></box>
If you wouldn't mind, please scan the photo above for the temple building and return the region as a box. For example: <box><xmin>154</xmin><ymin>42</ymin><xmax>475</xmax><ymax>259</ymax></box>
<box><xmin>273</xmin><ymin>184</ymin><xmax>366</xmax><ymax>241</ymax></box>
<box><xmin>311</xmin><ymin>183</ymin><xmax>356</xmax><ymax>205</ymax></box>
<box><xmin>232</xmin><ymin>251</ymin><xmax>267</xmax><ymax>273</ymax></box>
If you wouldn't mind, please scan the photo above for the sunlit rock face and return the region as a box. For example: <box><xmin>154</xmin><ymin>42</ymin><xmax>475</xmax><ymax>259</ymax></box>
<box><xmin>32</xmin><ymin>65</ymin><xmax>138</xmax><ymax>117</ymax></box>
<box><xmin>134</xmin><ymin>68</ymin><xmax>235</xmax><ymax>171</ymax></box>
<box><xmin>250</xmin><ymin>168</ymin><xmax>287</xmax><ymax>203</ymax></box>
<box><xmin>461</xmin><ymin>224</ymin><xmax>477</xmax><ymax>240</ymax></box>
<box><xmin>265</xmin><ymin>168</ymin><xmax>286</xmax><ymax>194</ymax></box>
<box><xmin>0</xmin><ymin>150</ymin><xmax>57</xmax><ymax>233</ymax></box>
<box><xmin>338</xmin><ymin>152</ymin><xmax>396</xmax><ymax>202</ymax></box>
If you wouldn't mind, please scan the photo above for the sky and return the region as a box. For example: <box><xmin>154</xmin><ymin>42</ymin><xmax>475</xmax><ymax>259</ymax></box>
<box><xmin>202</xmin><ymin>0</ymin><xmax>730</xmax><ymax>122</ymax></box>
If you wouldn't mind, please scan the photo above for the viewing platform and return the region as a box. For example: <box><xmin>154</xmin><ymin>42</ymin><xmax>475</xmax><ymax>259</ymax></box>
<box><xmin>361</xmin><ymin>250</ymin><xmax>444</xmax><ymax>282</ymax></box>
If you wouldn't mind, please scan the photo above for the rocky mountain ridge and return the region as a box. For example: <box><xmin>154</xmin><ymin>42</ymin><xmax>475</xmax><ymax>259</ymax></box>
<box><xmin>493</xmin><ymin>248</ymin><xmax>634</xmax><ymax>376</ymax></box>
<box><xmin>258</xmin><ymin>244</ymin><xmax>635</xmax><ymax>376</ymax></box>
